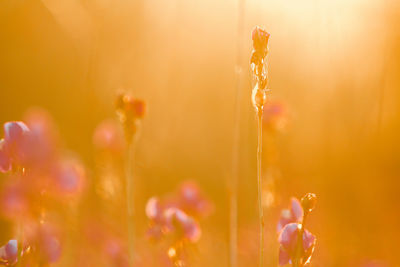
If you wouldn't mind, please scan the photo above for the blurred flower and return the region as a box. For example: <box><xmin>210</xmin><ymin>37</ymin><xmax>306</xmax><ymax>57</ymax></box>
<box><xmin>0</xmin><ymin>239</ymin><xmax>18</xmax><ymax>266</ymax></box>
<box><xmin>0</xmin><ymin>179</ymin><xmax>29</xmax><ymax>219</ymax></box>
<box><xmin>22</xmin><ymin>108</ymin><xmax>59</xmax><ymax>168</ymax></box>
<box><xmin>83</xmin><ymin>219</ymin><xmax>129</xmax><ymax>267</ymax></box>
<box><xmin>0</xmin><ymin>114</ymin><xmax>60</xmax><ymax>172</ymax></box>
<box><xmin>145</xmin><ymin>181</ymin><xmax>212</xmax><ymax>242</ymax></box>
<box><xmin>93</xmin><ymin>119</ymin><xmax>125</xmax><ymax>154</ymax></box>
<box><xmin>177</xmin><ymin>181</ymin><xmax>213</xmax><ymax>218</ymax></box>
<box><xmin>51</xmin><ymin>158</ymin><xmax>86</xmax><ymax>198</ymax></box>
<box><xmin>145</xmin><ymin>198</ymin><xmax>202</xmax><ymax>243</ymax></box>
<box><xmin>277</xmin><ymin>198</ymin><xmax>303</xmax><ymax>232</ymax></box>
<box><xmin>263</xmin><ymin>101</ymin><xmax>288</xmax><ymax>133</ymax></box>
<box><xmin>0</xmin><ymin>121</ymin><xmax>30</xmax><ymax>171</ymax></box>
<box><xmin>145</xmin><ymin>197</ymin><xmax>163</xmax><ymax>224</ymax></box>
<box><xmin>36</xmin><ymin>223</ymin><xmax>62</xmax><ymax>263</ymax></box>
<box><xmin>278</xmin><ymin>223</ymin><xmax>316</xmax><ymax>266</ymax></box>
<box><xmin>145</xmin><ymin>197</ymin><xmax>169</xmax><ymax>241</ymax></box>
<box><xmin>164</xmin><ymin>208</ymin><xmax>201</xmax><ymax>243</ymax></box>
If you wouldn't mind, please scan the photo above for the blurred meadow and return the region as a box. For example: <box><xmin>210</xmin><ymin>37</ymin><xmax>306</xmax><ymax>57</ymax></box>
<box><xmin>0</xmin><ymin>0</ymin><xmax>400</xmax><ymax>266</ymax></box>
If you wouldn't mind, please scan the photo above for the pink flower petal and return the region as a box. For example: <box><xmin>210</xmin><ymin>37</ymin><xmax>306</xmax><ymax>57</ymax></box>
<box><xmin>3</xmin><ymin>121</ymin><xmax>30</xmax><ymax>144</ymax></box>
<box><xmin>279</xmin><ymin>246</ymin><xmax>291</xmax><ymax>266</ymax></box>
<box><xmin>291</xmin><ymin>198</ymin><xmax>303</xmax><ymax>222</ymax></box>
<box><xmin>278</xmin><ymin>223</ymin><xmax>299</xmax><ymax>252</ymax></box>
<box><xmin>0</xmin><ymin>239</ymin><xmax>18</xmax><ymax>264</ymax></box>
<box><xmin>145</xmin><ymin>197</ymin><xmax>163</xmax><ymax>222</ymax></box>
<box><xmin>303</xmin><ymin>229</ymin><xmax>316</xmax><ymax>251</ymax></box>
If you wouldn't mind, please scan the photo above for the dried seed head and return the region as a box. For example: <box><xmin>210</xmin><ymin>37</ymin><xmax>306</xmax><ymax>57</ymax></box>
<box><xmin>252</xmin><ymin>85</ymin><xmax>267</xmax><ymax>111</ymax></box>
<box><xmin>301</xmin><ymin>193</ymin><xmax>317</xmax><ymax>213</ymax></box>
<box><xmin>252</xmin><ymin>26</ymin><xmax>270</xmax><ymax>57</ymax></box>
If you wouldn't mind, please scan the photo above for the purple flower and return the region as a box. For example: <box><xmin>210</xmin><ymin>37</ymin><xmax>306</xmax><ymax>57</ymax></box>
<box><xmin>3</xmin><ymin>122</ymin><xmax>30</xmax><ymax>146</ymax></box>
<box><xmin>277</xmin><ymin>198</ymin><xmax>303</xmax><ymax>232</ymax></box>
<box><xmin>51</xmin><ymin>159</ymin><xmax>85</xmax><ymax>198</ymax></box>
<box><xmin>145</xmin><ymin>197</ymin><xmax>201</xmax><ymax>243</ymax></box>
<box><xmin>278</xmin><ymin>223</ymin><xmax>316</xmax><ymax>266</ymax></box>
<box><xmin>164</xmin><ymin>208</ymin><xmax>201</xmax><ymax>243</ymax></box>
<box><xmin>145</xmin><ymin>197</ymin><xmax>169</xmax><ymax>240</ymax></box>
<box><xmin>177</xmin><ymin>181</ymin><xmax>213</xmax><ymax>218</ymax></box>
<box><xmin>0</xmin><ymin>122</ymin><xmax>30</xmax><ymax>171</ymax></box>
<box><xmin>0</xmin><ymin>239</ymin><xmax>18</xmax><ymax>265</ymax></box>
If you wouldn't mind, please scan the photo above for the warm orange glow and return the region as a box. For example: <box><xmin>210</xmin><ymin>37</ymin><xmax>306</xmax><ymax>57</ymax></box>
<box><xmin>0</xmin><ymin>0</ymin><xmax>399</xmax><ymax>266</ymax></box>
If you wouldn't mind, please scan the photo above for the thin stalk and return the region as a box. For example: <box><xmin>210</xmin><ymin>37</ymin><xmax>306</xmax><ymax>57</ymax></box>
<box><xmin>257</xmin><ymin>109</ymin><xmax>264</xmax><ymax>267</ymax></box>
<box><xmin>230</xmin><ymin>0</ymin><xmax>245</xmax><ymax>266</ymax></box>
<box><xmin>293</xmin><ymin>212</ymin><xmax>308</xmax><ymax>267</ymax></box>
<box><xmin>125</xmin><ymin>137</ymin><xmax>136</xmax><ymax>266</ymax></box>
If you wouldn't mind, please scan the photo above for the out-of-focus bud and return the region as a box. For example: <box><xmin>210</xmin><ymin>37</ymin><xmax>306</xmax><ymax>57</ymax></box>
<box><xmin>125</xmin><ymin>98</ymin><xmax>146</xmax><ymax>119</ymax></box>
<box><xmin>301</xmin><ymin>193</ymin><xmax>317</xmax><ymax>213</ymax></box>
<box><xmin>115</xmin><ymin>93</ymin><xmax>146</xmax><ymax>141</ymax></box>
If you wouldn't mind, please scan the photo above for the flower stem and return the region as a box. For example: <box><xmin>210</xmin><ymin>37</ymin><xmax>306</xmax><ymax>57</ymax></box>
<box><xmin>126</xmin><ymin>137</ymin><xmax>136</xmax><ymax>266</ymax></box>
<box><xmin>257</xmin><ymin>109</ymin><xmax>264</xmax><ymax>267</ymax></box>
<box><xmin>293</xmin><ymin>212</ymin><xmax>308</xmax><ymax>267</ymax></box>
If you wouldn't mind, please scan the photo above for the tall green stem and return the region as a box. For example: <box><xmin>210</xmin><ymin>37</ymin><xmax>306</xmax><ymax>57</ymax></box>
<box><xmin>257</xmin><ymin>109</ymin><xmax>264</xmax><ymax>267</ymax></box>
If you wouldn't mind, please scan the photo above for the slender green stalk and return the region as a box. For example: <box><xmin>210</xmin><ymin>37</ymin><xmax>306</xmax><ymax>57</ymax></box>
<box><xmin>125</xmin><ymin>137</ymin><xmax>136</xmax><ymax>266</ymax></box>
<box><xmin>257</xmin><ymin>109</ymin><xmax>264</xmax><ymax>267</ymax></box>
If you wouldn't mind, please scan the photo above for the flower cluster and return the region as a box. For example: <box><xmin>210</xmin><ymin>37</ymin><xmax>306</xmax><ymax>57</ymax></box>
<box><xmin>277</xmin><ymin>193</ymin><xmax>317</xmax><ymax>266</ymax></box>
<box><xmin>145</xmin><ymin>181</ymin><xmax>213</xmax><ymax>265</ymax></box>
<box><xmin>0</xmin><ymin>109</ymin><xmax>86</xmax><ymax>265</ymax></box>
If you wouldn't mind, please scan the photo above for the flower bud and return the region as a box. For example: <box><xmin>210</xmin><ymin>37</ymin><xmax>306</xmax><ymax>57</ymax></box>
<box><xmin>301</xmin><ymin>193</ymin><xmax>317</xmax><ymax>213</ymax></box>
